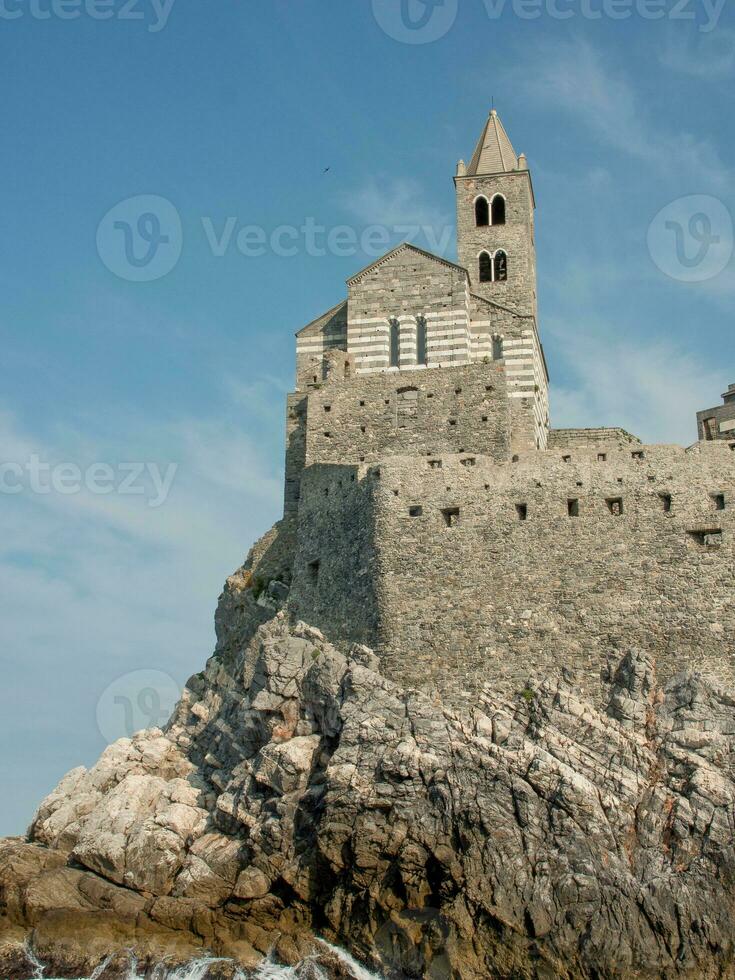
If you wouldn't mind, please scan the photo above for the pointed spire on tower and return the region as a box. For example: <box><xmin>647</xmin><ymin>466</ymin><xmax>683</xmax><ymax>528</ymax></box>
<box><xmin>466</xmin><ymin>108</ymin><xmax>519</xmax><ymax>176</ymax></box>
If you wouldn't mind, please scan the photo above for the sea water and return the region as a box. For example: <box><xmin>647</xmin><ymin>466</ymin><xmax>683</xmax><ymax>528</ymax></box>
<box><xmin>21</xmin><ymin>940</ymin><xmax>384</xmax><ymax>980</ymax></box>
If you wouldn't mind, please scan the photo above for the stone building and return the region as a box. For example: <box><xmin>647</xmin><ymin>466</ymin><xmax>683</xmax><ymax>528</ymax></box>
<box><xmin>698</xmin><ymin>383</ymin><xmax>735</xmax><ymax>442</ymax></box>
<box><xmin>271</xmin><ymin>110</ymin><xmax>734</xmax><ymax>704</ymax></box>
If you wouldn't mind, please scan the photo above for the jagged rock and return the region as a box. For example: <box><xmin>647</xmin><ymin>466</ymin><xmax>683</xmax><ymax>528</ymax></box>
<box><xmin>3</xmin><ymin>584</ymin><xmax>735</xmax><ymax>977</ymax></box>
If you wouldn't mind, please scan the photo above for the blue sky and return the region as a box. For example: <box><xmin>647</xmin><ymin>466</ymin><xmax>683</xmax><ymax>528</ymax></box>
<box><xmin>1</xmin><ymin>0</ymin><xmax>733</xmax><ymax>834</ymax></box>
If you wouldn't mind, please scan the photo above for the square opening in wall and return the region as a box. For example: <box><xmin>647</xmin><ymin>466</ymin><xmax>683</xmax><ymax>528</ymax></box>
<box><xmin>688</xmin><ymin>529</ymin><xmax>723</xmax><ymax>548</ymax></box>
<box><xmin>324</xmin><ymin>432</ymin><xmax>332</xmax><ymax>438</ymax></box>
<box><xmin>516</xmin><ymin>503</ymin><xmax>528</xmax><ymax>521</ymax></box>
<box><xmin>307</xmin><ymin>560</ymin><xmax>320</xmax><ymax>584</ymax></box>
<box><xmin>562</xmin><ymin>455</ymin><xmax>571</xmax><ymax>464</ymax></box>
<box><xmin>359</xmin><ymin>400</ymin><xmax>365</xmax><ymax>407</ymax></box>
<box><xmin>442</xmin><ymin>507</ymin><xmax>460</xmax><ymax>528</ymax></box>
<box><xmin>409</xmin><ymin>506</ymin><xmax>423</xmax><ymax>517</ymax></box>
<box><xmin>429</xmin><ymin>459</ymin><xmax>442</xmax><ymax>469</ymax></box>
<box><xmin>448</xmin><ymin>419</ymin><xmax>457</xmax><ymax>427</ymax></box>
<box><xmin>324</xmin><ymin>405</ymin><xmax>331</xmax><ymax>413</ymax></box>
<box><xmin>568</xmin><ymin>499</ymin><xmax>580</xmax><ymax>517</ymax></box>
<box><xmin>597</xmin><ymin>454</ymin><xmax>607</xmax><ymax>462</ymax></box>
<box><xmin>461</xmin><ymin>457</ymin><xmax>476</xmax><ymax>467</ymax></box>
<box><xmin>632</xmin><ymin>451</ymin><xmax>645</xmax><ymax>460</ymax></box>
<box><xmin>712</xmin><ymin>493</ymin><xmax>726</xmax><ymax>511</ymax></box>
<box><xmin>482</xmin><ymin>416</ymin><xmax>488</xmax><ymax>422</ymax></box>
<box><xmin>606</xmin><ymin>497</ymin><xmax>624</xmax><ymax>516</ymax></box>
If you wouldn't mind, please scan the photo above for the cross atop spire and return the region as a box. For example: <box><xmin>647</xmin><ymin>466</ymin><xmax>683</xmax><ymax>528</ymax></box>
<box><xmin>466</xmin><ymin>109</ymin><xmax>519</xmax><ymax>175</ymax></box>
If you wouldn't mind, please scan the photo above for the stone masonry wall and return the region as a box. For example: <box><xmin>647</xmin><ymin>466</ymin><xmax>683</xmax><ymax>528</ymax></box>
<box><xmin>549</xmin><ymin>428</ymin><xmax>642</xmax><ymax>451</ymax></box>
<box><xmin>288</xmin><ymin>463</ymin><xmax>379</xmax><ymax>649</ymax></box>
<box><xmin>371</xmin><ymin>441</ymin><xmax>735</xmax><ymax>703</ymax></box>
<box><xmin>346</xmin><ymin>247</ymin><xmax>471</xmax><ymax>372</ymax></box>
<box><xmin>304</xmin><ymin>361</ymin><xmax>511</xmax><ymax>469</ymax></box>
<box><xmin>289</xmin><ymin>441</ymin><xmax>735</xmax><ymax>705</ymax></box>
<box><xmin>697</xmin><ymin>387</ymin><xmax>735</xmax><ymax>442</ymax></box>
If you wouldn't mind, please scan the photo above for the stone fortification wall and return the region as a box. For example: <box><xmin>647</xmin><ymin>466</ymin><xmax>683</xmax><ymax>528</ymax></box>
<box><xmin>288</xmin><ymin>441</ymin><xmax>734</xmax><ymax>704</ymax></box>
<box><xmin>304</xmin><ymin>361</ymin><xmax>512</xmax><ymax>468</ymax></box>
<box><xmin>288</xmin><ymin>463</ymin><xmax>380</xmax><ymax>649</ymax></box>
<box><xmin>371</xmin><ymin>441</ymin><xmax>734</xmax><ymax>702</ymax></box>
<box><xmin>549</xmin><ymin>428</ymin><xmax>642</xmax><ymax>451</ymax></box>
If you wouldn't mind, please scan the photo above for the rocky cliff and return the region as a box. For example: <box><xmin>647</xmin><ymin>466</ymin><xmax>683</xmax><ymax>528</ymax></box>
<box><xmin>2</xmin><ymin>537</ymin><xmax>735</xmax><ymax>979</ymax></box>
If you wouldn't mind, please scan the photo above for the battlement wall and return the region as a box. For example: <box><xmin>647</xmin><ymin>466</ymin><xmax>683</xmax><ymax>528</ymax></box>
<box><xmin>549</xmin><ymin>427</ymin><xmax>642</xmax><ymax>451</ymax></box>
<box><xmin>372</xmin><ymin>441</ymin><xmax>735</xmax><ymax>701</ymax></box>
<box><xmin>288</xmin><ymin>463</ymin><xmax>380</xmax><ymax>649</ymax></box>
<box><xmin>304</xmin><ymin>361</ymin><xmax>512</xmax><ymax>468</ymax></box>
<box><xmin>288</xmin><ymin>441</ymin><xmax>735</xmax><ymax>705</ymax></box>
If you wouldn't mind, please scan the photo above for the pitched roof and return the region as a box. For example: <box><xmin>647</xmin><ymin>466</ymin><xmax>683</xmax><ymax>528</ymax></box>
<box><xmin>296</xmin><ymin>299</ymin><xmax>347</xmax><ymax>337</ymax></box>
<box><xmin>346</xmin><ymin>242</ymin><xmax>468</xmax><ymax>285</ymax></box>
<box><xmin>466</xmin><ymin>110</ymin><xmax>519</xmax><ymax>175</ymax></box>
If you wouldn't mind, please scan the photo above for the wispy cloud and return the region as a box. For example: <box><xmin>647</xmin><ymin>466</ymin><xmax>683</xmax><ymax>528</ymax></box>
<box><xmin>512</xmin><ymin>37</ymin><xmax>733</xmax><ymax>193</ymax></box>
<box><xmin>548</xmin><ymin>319</ymin><xmax>724</xmax><ymax>445</ymax></box>
<box><xmin>659</xmin><ymin>28</ymin><xmax>735</xmax><ymax>80</ymax></box>
<box><xmin>335</xmin><ymin>176</ymin><xmax>455</xmax><ymax>255</ymax></box>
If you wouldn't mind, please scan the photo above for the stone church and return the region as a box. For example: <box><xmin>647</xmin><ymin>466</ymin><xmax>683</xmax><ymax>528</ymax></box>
<box><xmin>256</xmin><ymin>109</ymin><xmax>735</xmax><ymax>704</ymax></box>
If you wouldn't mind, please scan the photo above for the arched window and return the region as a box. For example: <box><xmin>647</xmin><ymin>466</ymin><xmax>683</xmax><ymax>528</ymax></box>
<box><xmin>491</xmin><ymin>195</ymin><xmax>506</xmax><ymax>225</ymax></box>
<box><xmin>479</xmin><ymin>251</ymin><xmax>493</xmax><ymax>283</ymax></box>
<box><xmin>475</xmin><ymin>196</ymin><xmax>489</xmax><ymax>227</ymax></box>
<box><xmin>389</xmin><ymin>318</ymin><xmax>400</xmax><ymax>368</ymax></box>
<box><xmin>492</xmin><ymin>335</ymin><xmax>504</xmax><ymax>360</ymax></box>
<box><xmin>416</xmin><ymin>316</ymin><xmax>428</xmax><ymax>365</ymax></box>
<box><xmin>494</xmin><ymin>250</ymin><xmax>508</xmax><ymax>282</ymax></box>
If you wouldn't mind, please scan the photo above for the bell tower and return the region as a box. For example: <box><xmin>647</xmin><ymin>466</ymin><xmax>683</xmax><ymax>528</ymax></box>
<box><xmin>454</xmin><ymin>110</ymin><xmax>537</xmax><ymax>318</ymax></box>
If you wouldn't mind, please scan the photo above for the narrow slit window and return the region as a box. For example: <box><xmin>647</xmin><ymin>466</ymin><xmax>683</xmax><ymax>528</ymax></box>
<box><xmin>516</xmin><ymin>503</ymin><xmax>528</xmax><ymax>521</ymax></box>
<box><xmin>307</xmin><ymin>560</ymin><xmax>320</xmax><ymax>585</ymax></box>
<box><xmin>713</xmin><ymin>493</ymin><xmax>726</xmax><ymax>511</ymax></box>
<box><xmin>479</xmin><ymin>251</ymin><xmax>493</xmax><ymax>283</ymax></box>
<box><xmin>416</xmin><ymin>316</ymin><xmax>428</xmax><ymax>365</ymax></box>
<box><xmin>568</xmin><ymin>499</ymin><xmax>580</xmax><ymax>518</ymax></box>
<box><xmin>660</xmin><ymin>493</ymin><xmax>672</xmax><ymax>513</ymax></box>
<box><xmin>389</xmin><ymin>318</ymin><xmax>400</xmax><ymax>368</ymax></box>
<box><xmin>491</xmin><ymin>195</ymin><xmax>506</xmax><ymax>225</ymax></box>
<box><xmin>494</xmin><ymin>250</ymin><xmax>508</xmax><ymax>282</ymax></box>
